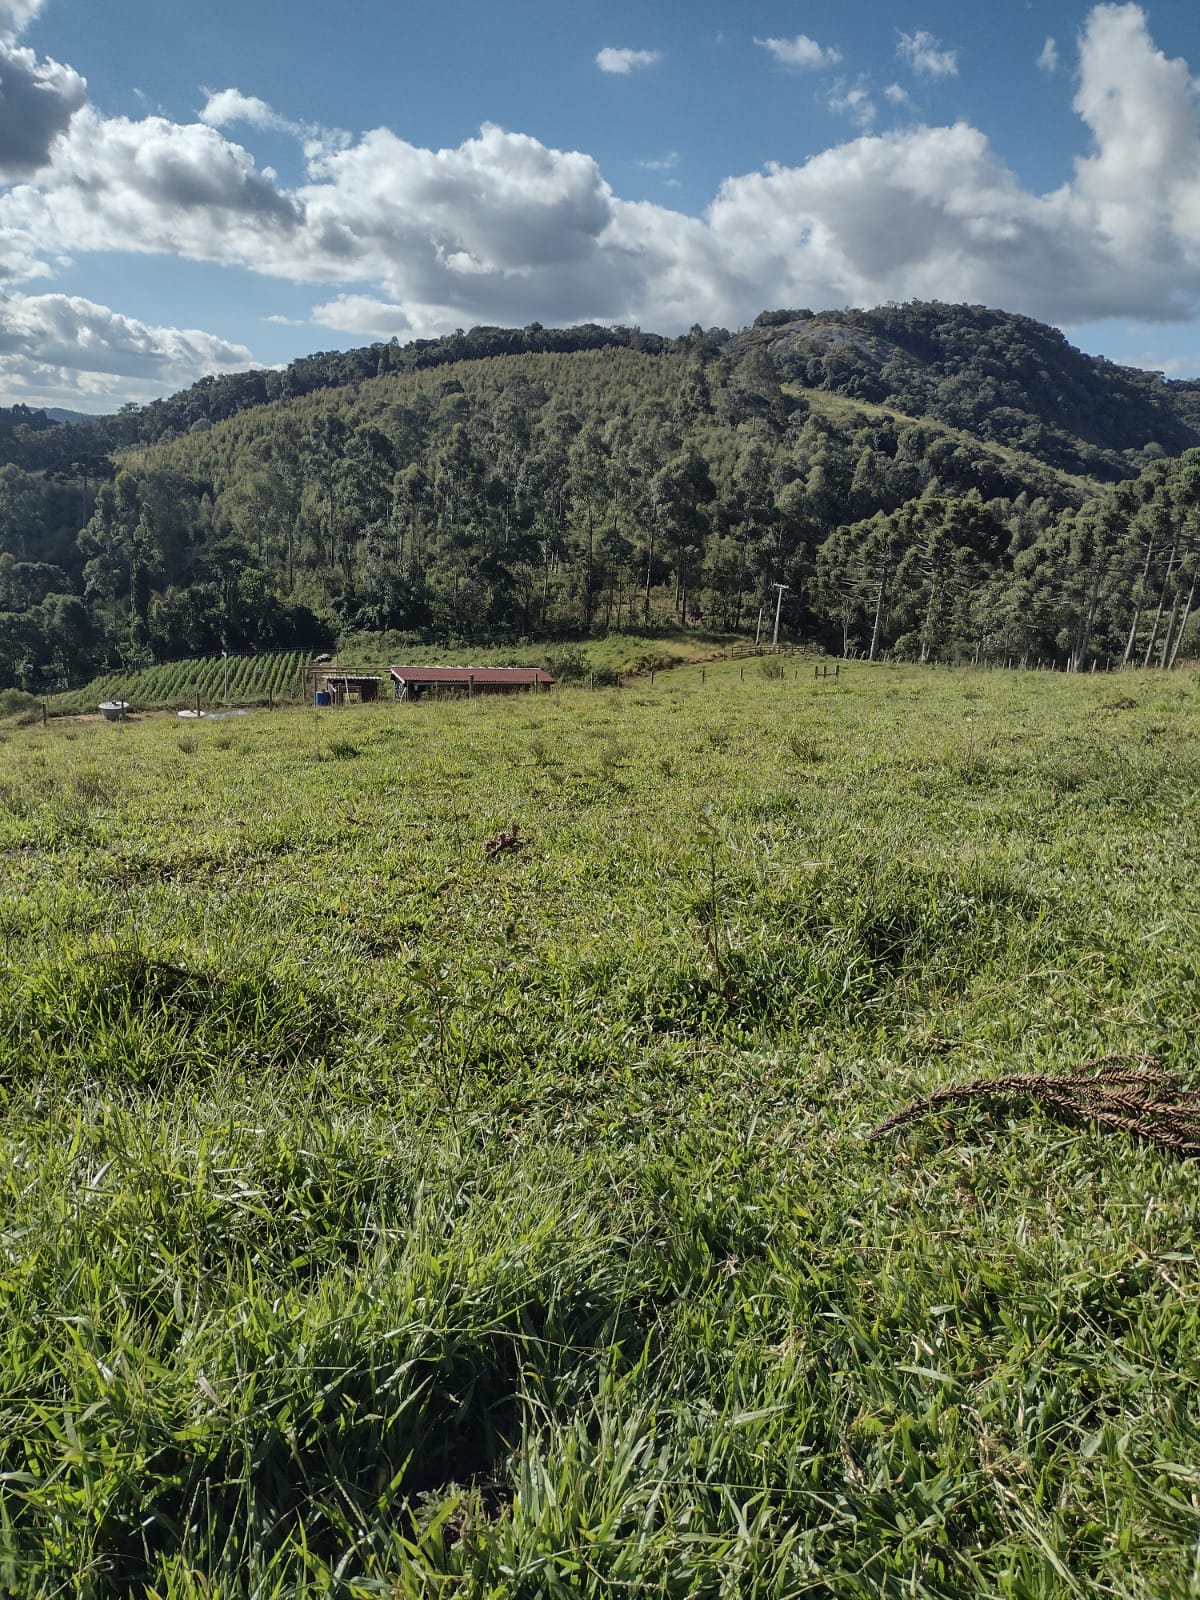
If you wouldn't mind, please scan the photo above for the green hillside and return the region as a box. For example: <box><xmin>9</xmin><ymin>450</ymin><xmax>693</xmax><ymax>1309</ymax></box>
<box><xmin>732</xmin><ymin>302</ymin><xmax>1200</xmax><ymax>479</ymax></box>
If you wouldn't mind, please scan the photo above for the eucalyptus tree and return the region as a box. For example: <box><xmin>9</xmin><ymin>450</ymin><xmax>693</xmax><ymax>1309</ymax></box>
<box><xmin>650</xmin><ymin>448</ymin><xmax>715</xmax><ymax>623</ymax></box>
<box><xmin>567</xmin><ymin>421</ymin><xmax>611</xmax><ymax>626</ymax></box>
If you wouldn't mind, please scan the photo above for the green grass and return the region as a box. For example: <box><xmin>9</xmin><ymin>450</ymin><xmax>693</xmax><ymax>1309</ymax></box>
<box><xmin>330</xmin><ymin>628</ymin><xmax>751</xmax><ymax>684</ymax></box>
<box><xmin>1</xmin><ymin>662</ymin><xmax>1199</xmax><ymax>1597</ymax></box>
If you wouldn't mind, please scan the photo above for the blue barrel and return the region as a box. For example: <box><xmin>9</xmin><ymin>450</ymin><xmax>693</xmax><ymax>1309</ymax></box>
<box><xmin>314</xmin><ymin>690</ymin><xmax>331</xmax><ymax>707</ymax></box>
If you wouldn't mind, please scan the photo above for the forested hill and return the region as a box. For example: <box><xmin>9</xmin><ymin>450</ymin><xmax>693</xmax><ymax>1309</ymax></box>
<box><xmin>731</xmin><ymin>303</ymin><xmax>1200</xmax><ymax>481</ymax></box>
<box><xmin>9</xmin><ymin>302</ymin><xmax>1200</xmax><ymax>484</ymax></box>
<box><xmin>1</xmin><ymin>322</ymin><xmax>672</xmax><ymax>474</ymax></box>
<box><xmin>4</xmin><ymin>301</ymin><xmax>1200</xmax><ymax>694</ymax></box>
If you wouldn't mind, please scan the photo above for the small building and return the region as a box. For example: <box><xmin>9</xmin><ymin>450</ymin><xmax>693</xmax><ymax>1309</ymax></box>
<box><xmin>319</xmin><ymin>672</ymin><xmax>383</xmax><ymax>705</ymax></box>
<box><xmin>389</xmin><ymin>664</ymin><xmax>554</xmax><ymax>702</ymax></box>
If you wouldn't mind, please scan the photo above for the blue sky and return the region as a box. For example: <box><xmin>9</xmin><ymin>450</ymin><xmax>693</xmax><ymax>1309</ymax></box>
<box><xmin>3</xmin><ymin>0</ymin><xmax>1200</xmax><ymax>408</ymax></box>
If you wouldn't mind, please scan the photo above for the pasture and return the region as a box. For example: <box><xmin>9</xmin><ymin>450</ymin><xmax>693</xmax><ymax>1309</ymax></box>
<box><xmin>1</xmin><ymin>661</ymin><xmax>1198</xmax><ymax>1597</ymax></box>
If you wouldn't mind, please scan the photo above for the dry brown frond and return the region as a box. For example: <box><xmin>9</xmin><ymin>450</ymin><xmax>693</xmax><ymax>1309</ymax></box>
<box><xmin>869</xmin><ymin>1055</ymin><xmax>1200</xmax><ymax>1155</ymax></box>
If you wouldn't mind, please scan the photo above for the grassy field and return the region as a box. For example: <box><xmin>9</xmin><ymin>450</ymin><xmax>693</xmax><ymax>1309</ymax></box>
<box><xmin>1</xmin><ymin>661</ymin><xmax>1198</xmax><ymax>1597</ymax></box>
<box><xmin>324</xmin><ymin>629</ymin><xmax>752</xmax><ymax>686</ymax></box>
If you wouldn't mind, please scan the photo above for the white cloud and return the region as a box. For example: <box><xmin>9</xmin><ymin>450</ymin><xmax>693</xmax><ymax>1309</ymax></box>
<box><xmin>0</xmin><ymin>0</ymin><xmax>45</xmax><ymax>40</ymax></box>
<box><xmin>897</xmin><ymin>29</ymin><xmax>959</xmax><ymax>79</ymax></box>
<box><xmin>755</xmin><ymin>34</ymin><xmax>842</xmax><ymax>70</ymax></box>
<box><xmin>0</xmin><ymin>0</ymin><xmax>83</xmax><ymax>179</ymax></box>
<box><xmin>310</xmin><ymin>294</ymin><xmax>411</xmax><ymax>336</ymax></box>
<box><xmin>0</xmin><ymin>107</ymin><xmax>302</xmax><ymax>277</ymax></box>
<box><xmin>1037</xmin><ymin>36</ymin><xmax>1059</xmax><ymax>73</ymax></box>
<box><xmin>200</xmin><ymin>88</ymin><xmax>349</xmax><ymax>165</ymax></box>
<box><xmin>0</xmin><ymin>289</ymin><xmax>254</xmax><ymax>404</ymax></box>
<box><xmin>884</xmin><ymin>82</ymin><xmax>910</xmax><ymax>106</ymax></box>
<box><xmin>0</xmin><ymin>41</ymin><xmax>85</xmax><ymax>177</ymax></box>
<box><xmin>636</xmin><ymin>151</ymin><xmax>680</xmax><ymax>171</ymax></box>
<box><xmin>200</xmin><ymin>88</ymin><xmax>296</xmax><ymax>135</ymax></box>
<box><xmin>1125</xmin><ymin>349</ymin><xmax>1190</xmax><ymax>375</ymax></box>
<box><xmin>828</xmin><ymin>78</ymin><xmax>877</xmax><ymax>130</ymax></box>
<box><xmin>595</xmin><ymin>47</ymin><xmax>661</xmax><ymax>74</ymax></box>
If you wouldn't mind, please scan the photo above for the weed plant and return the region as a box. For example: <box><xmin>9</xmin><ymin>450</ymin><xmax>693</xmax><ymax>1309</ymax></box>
<box><xmin>1</xmin><ymin>664</ymin><xmax>1199</xmax><ymax>1596</ymax></box>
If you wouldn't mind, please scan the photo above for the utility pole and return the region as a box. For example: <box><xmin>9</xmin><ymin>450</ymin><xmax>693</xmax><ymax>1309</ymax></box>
<box><xmin>770</xmin><ymin>582</ymin><xmax>790</xmax><ymax>648</ymax></box>
<box><xmin>754</xmin><ymin>606</ymin><xmax>764</xmax><ymax>647</ymax></box>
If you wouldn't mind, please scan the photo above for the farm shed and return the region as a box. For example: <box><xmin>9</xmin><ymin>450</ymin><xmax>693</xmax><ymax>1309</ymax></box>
<box><xmin>318</xmin><ymin>672</ymin><xmax>383</xmax><ymax>704</ymax></box>
<box><xmin>389</xmin><ymin>665</ymin><xmax>554</xmax><ymax>701</ymax></box>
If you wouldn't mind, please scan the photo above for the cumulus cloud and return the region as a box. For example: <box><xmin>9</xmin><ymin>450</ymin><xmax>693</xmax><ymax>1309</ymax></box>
<box><xmin>755</xmin><ymin>34</ymin><xmax>842</xmax><ymax>70</ymax></box>
<box><xmin>884</xmin><ymin>82</ymin><xmax>910</xmax><ymax>106</ymax></box>
<box><xmin>0</xmin><ymin>107</ymin><xmax>302</xmax><ymax>276</ymax></box>
<box><xmin>0</xmin><ymin>289</ymin><xmax>254</xmax><ymax>404</ymax></box>
<box><xmin>199</xmin><ymin>88</ymin><xmax>296</xmax><ymax>134</ymax></box>
<box><xmin>0</xmin><ymin>0</ymin><xmax>84</xmax><ymax>179</ymax></box>
<box><xmin>310</xmin><ymin>295</ymin><xmax>412</xmax><ymax>336</ymax></box>
<box><xmin>693</xmin><ymin>3</ymin><xmax>1200</xmax><ymax>327</ymax></box>
<box><xmin>1037</xmin><ymin>37</ymin><xmax>1059</xmax><ymax>73</ymax></box>
<box><xmin>198</xmin><ymin>86</ymin><xmax>348</xmax><ymax>162</ymax></box>
<box><xmin>0</xmin><ymin>0</ymin><xmax>45</xmax><ymax>39</ymax></box>
<box><xmin>897</xmin><ymin>29</ymin><xmax>959</xmax><ymax>79</ymax></box>
<box><xmin>0</xmin><ymin>40</ymin><xmax>85</xmax><ymax>177</ymax></box>
<box><xmin>297</xmin><ymin>121</ymin><xmax>619</xmax><ymax>305</ymax></box>
<box><xmin>595</xmin><ymin>47</ymin><xmax>661</xmax><ymax>74</ymax></box>
<box><xmin>1064</xmin><ymin>1</ymin><xmax>1200</xmax><ymax>294</ymax></box>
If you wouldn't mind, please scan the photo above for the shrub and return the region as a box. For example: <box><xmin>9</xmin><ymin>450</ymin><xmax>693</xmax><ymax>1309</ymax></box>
<box><xmin>545</xmin><ymin>647</ymin><xmax>589</xmax><ymax>683</ymax></box>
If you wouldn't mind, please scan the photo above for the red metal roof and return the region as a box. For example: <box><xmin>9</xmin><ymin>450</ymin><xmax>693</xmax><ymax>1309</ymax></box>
<box><xmin>389</xmin><ymin>664</ymin><xmax>554</xmax><ymax>686</ymax></box>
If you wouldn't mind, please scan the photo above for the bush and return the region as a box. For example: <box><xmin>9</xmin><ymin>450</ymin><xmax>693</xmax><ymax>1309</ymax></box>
<box><xmin>544</xmin><ymin>647</ymin><xmax>589</xmax><ymax>683</ymax></box>
<box><xmin>0</xmin><ymin>688</ymin><xmax>39</xmax><ymax>718</ymax></box>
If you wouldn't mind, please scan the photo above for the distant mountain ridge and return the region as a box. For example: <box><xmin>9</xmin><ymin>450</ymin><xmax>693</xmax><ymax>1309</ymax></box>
<box><xmin>42</xmin><ymin>407</ymin><xmax>95</xmax><ymax>425</ymax></box>
<box><xmin>729</xmin><ymin>303</ymin><xmax>1200</xmax><ymax>480</ymax></box>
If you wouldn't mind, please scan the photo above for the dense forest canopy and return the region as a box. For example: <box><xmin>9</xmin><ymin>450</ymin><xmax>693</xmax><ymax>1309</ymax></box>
<box><xmin>2</xmin><ymin>301</ymin><xmax>1200</xmax><ymax>692</ymax></box>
